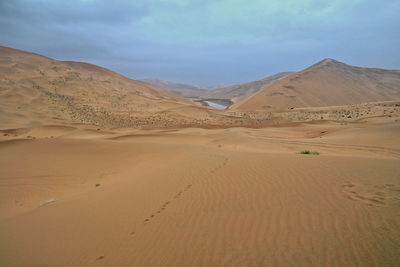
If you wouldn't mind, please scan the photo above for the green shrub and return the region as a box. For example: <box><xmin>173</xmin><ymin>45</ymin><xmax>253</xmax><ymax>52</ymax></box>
<box><xmin>299</xmin><ymin>150</ymin><xmax>320</xmax><ymax>155</ymax></box>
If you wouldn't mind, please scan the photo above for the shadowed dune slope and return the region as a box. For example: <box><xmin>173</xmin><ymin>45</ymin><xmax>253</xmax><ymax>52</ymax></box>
<box><xmin>204</xmin><ymin>72</ymin><xmax>293</xmax><ymax>103</ymax></box>
<box><xmin>235</xmin><ymin>59</ymin><xmax>400</xmax><ymax>111</ymax></box>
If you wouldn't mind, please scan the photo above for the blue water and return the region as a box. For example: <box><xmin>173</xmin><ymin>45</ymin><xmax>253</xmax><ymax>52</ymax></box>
<box><xmin>204</xmin><ymin>101</ymin><xmax>227</xmax><ymax>109</ymax></box>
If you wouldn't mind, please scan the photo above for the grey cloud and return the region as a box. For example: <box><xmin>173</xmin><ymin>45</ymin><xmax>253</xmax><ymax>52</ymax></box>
<box><xmin>0</xmin><ymin>0</ymin><xmax>399</xmax><ymax>86</ymax></box>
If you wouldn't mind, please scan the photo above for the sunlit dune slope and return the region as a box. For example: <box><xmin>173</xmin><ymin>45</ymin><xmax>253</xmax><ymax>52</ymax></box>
<box><xmin>0</xmin><ymin>46</ymin><xmax>194</xmax><ymax>128</ymax></box>
<box><xmin>235</xmin><ymin>59</ymin><xmax>400</xmax><ymax>111</ymax></box>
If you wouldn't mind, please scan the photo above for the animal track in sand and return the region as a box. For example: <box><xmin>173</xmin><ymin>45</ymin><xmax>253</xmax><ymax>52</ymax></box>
<box><xmin>142</xmin><ymin>184</ymin><xmax>193</xmax><ymax>226</ymax></box>
<box><xmin>134</xmin><ymin>156</ymin><xmax>228</xmax><ymax>234</ymax></box>
<box><xmin>208</xmin><ymin>155</ymin><xmax>229</xmax><ymax>174</ymax></box>
<box><xmin>341</xmin><ymin>182</ymin><xmax>400</xmax><ymax>207</ymax></box>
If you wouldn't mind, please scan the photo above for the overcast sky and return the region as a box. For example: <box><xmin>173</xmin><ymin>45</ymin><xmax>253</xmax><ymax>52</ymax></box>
<box><xmin>1</xmin><ymin>0</ymin><xmax>399</xmax><ymax>86</ymax></box>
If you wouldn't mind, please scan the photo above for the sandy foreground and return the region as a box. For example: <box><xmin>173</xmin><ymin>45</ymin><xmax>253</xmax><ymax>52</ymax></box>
<box><xmin>0</xmin><ymin>119</ymin><xmax>399</xmax><ymax>266</ymax></box>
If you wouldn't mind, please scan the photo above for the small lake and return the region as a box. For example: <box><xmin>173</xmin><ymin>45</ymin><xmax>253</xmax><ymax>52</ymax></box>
<box><xmin>204</xmin><ymin>101</ymin><xmax>228</xmax><ymax>109</ymax></box>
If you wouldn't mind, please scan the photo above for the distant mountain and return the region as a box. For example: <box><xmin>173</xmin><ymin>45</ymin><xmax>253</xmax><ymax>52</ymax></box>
<box><xmin>139</xmin><ymin>78</ymin><xmax>207</xmax><ymax>98</ymax></box>
<box><xmin>203</xmin><ymin>72</ymin><xmax>293</xmax><ymax>103</ymax></box>
<box><xmin>142</xmin><ymin>73</ymin><xmax>293</xmax><ymax>105</ymax></box>
<box><xmin>235</xmin><ymin>59</ymin><xmax>400</xmax><ymax>111</ymax></box>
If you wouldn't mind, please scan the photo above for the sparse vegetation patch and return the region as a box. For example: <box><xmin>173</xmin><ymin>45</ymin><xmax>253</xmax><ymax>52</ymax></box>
<box><xmin>299</xmin><ymin>150</ymin><xmax>320</xmax><ymax>155</ymax></box>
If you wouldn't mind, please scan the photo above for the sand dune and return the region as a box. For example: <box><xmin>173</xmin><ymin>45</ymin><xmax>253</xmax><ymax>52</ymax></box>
<box><xmin>235</xmin><ymin>59</ymin><xmax>400</xmax><ymax>111</ymax></box>
<box><xmin>1</xmin><ymin>119</ymin><xmax>400</xmax><ymax>266</ymax></box>
<box><xmin>1</xmin><ymin>46</ymin><xmax>400</xmax><ymax>266</ymax></box>
<box><xmin>0</xmin><ymin>46</ymin><xmax>195</xmax><ymax>128</ymax></box>
<box><xmin>2</xmin><ymin>46</ymin><xmax>399</xmax><ymax>129</ymax></box>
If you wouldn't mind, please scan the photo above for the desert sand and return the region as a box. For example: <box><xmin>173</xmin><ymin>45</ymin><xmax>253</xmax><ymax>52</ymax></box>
<box><xmin>1</xmin><ymin>118</ymin><xmax>400</xmax><ymax>266</ymax></box>
<box><xmin>1</xmin><ymin>46</ymin><xmax>400</xmax><ymax>266</ymax></box>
